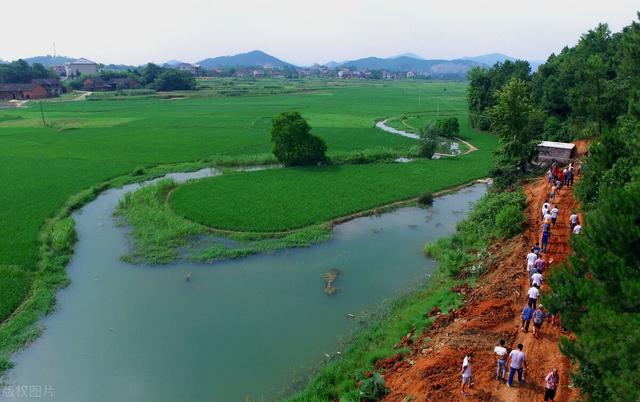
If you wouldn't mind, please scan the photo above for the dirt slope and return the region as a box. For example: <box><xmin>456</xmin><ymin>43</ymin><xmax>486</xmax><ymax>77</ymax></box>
<box><xmin>379</xmin><ymin>153</ymin><xmax>585</xmax><ymax>401</ymax></box>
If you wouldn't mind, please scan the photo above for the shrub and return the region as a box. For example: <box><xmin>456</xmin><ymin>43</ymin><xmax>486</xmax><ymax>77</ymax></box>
<box><xmin>495</xmin><ymin>204</ymin><xmax>525</xmax><ymax>238</ymax></box>
<box><xmin>270</xmin><ymin>111</ymin><xmax>327</xmax><ymax>166</ymax></box>
<box><xmin>357</xmin><ymin>371</ymin><xmax>389</xmax><ymax>401</ymax></box>
<box><xmin>417</xmin><ymin>192</ymin><xmax>434</xmax><ymax>206</ymax></box>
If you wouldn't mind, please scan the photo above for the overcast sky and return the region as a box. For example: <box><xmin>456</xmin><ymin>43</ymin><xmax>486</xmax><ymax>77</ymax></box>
<box><xmin>2</xmin><ymin>1</ymin><xmax>638</xmax><ymax>65</ymax></box>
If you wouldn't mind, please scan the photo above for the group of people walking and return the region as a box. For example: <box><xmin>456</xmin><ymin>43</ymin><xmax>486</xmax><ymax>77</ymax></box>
<box><xmin>460</xmin><ymin>343</ymin><xmax>560</xmax><ymax>401</ymax></box>
<box><xmin>459</xmin><ymin>162</ymin><xmax>582</xmax><ymax>400</ymax></box>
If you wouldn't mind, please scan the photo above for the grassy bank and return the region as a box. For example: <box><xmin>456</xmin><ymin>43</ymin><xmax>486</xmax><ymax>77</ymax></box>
<box><xmin>287</xmin><ymin>188</ymin><xmax>526</xmax><ymax>401</ymax></box>
<box><xmin>114</xmin><ymin>179</ymin><xmax>332</xmax><ymax>264</ymax></box>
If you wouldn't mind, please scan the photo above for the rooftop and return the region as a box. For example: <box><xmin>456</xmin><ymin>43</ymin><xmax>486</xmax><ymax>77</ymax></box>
<box><xmin>0</xmin><ymin>83</ymin><xmax>37</xmax><ymax>91</ymax></box>
<box><xmin>68</xmin><ymin>58</ymin><xmax>97</xmax><ymax>65</ymax></box>
<box><xmin>537</xmin><ymin>141</ymin><xmax>576</xmax><ymax>150</ymax></box>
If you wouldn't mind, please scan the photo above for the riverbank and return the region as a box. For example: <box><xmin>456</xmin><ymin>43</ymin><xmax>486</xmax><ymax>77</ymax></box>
<box><xmin>377</xmin><ymin>168</ymin><xmax>582</xmax><ymax>401</ymax></box>
<box><xmin>287</xmin><ymin>186</ymin><xmax>527</xmax><ymax>401</ymax></box>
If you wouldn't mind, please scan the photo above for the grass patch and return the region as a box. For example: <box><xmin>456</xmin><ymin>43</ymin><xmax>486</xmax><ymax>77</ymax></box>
<box><xmin>115</xmin><ymin>180</ymin><xmax>205</xmax><ymax>264</ymax></box>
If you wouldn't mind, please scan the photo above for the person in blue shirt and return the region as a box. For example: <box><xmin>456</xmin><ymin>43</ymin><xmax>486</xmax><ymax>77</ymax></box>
<box><xmin>521</xmin><ymin>304</ymin><xmax>534</xmax><ymax>333</ymax></box>
<box><xmin>541</xmin><ymin>230</ymin><xmax>551</xmax><ymax>252</ymax></box>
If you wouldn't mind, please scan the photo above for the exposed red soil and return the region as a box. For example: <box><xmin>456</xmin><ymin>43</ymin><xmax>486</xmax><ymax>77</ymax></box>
<box><xmin>377</xmin><ymin>147</ymin><xmax>586</xmax><ymax>401</ymax></box>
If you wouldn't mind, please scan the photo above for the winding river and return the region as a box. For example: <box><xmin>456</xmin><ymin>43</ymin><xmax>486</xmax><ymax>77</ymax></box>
<box><xmin>1</xmin><ymin>169</ymin><xmax>487</xmax><ymax>401</ymax></box>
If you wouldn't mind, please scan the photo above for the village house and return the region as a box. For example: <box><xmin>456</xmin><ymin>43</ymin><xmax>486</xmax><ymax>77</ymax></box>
<box><xmin>82</xmin><ymin>77</ymin><xmax>140</xmax><ymax>91</ymax></box>
<box><xmin>176</xmin><ymin>63</ymin><xmax>200</xmax><ymax>76</ymax></box>
<box><xmin>32</xmin><ymin>79</ymin><xmax>64</xmax><ymax>97</ymax></box>
<box><xmin>537</xmin><ymin>141</ymin><xmax>576</xmax><ymax>163</ymax></box>
<box><xmin>0</xmin><ymin>82</ymin><xmax>48</xmax><ymax>100</ymax></box>
<box><xmin>64</xmin><ymin>58</ymin><xmax>98</xmax><ymax>78</ymax></box>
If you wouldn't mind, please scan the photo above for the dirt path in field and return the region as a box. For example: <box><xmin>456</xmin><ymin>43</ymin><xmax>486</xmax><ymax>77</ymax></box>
<box><xmin>74</xmin><ymin>91</ymin><xmax>92</xmax><ymax>101</ymax></box>
<box><xmin>375</xmin><ymin>119</ymin><xmax>478</xmax><ymax>157</ymax></box>
<box><xmin>377</xmin><ymin>146</ymin><xmax>586</xmax><ymax>401</ymax></box>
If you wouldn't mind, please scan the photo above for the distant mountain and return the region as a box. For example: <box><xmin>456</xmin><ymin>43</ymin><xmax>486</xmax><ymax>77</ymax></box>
<box><xmin>197</xmin><ymin>50</ymin><xmax>292</xmax><ymax>69</ymax></box>
<box><xmin>22</xmin><ymin>55</ymin><xmax>75</xmax><ymax>66</ymax></box>
<box><xmin>393</xmin><ymin>52</ymin><xmax>425</xmax><ymax>60</ymax></box>
<box><xmin>324</xmin><ymin>61</ymin><xmax>343</xmax><ymax>69</ymax></box>
<box><xmin>163</xmin><ymin>60</ymin><xmax>184</xmax><ymax>66</ymax></box>
<box><xmin>460</xmin><ymin>53</ymin><xmax>515</xmax><ymax>66</ymax></box>
<box><xmin>336</xmin><ymin>56</ymin><xmax>481</xmax><ymax>78</ymax></box>
<box><xmin>461</xmin><ymin>53</ymin><xmax>544</xmax><ymax>71</ymax></box>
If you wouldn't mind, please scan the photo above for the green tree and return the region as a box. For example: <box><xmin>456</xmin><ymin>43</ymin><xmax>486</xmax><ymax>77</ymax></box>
<box><xmin>153</xmin><ymin>69</ymin><xmax>196</xmax><ymax>91</ymax></box>
<box><xmin>270</xmin><ymin>111</ymin><xmax>327</xmax><ymax>166</ymax></box>
<box><xmin>418</xmin><ymin>123</ymin><xmax>438</xmax><ymax>159</ymax></box>
<box><xmin>467</xmin><ymin>60</ymin><xmax>532</xmax><ymax>130</ymax></box>
<box><xmin>142</xmin><ymin>63</ymin><xmax>162</xmax><ymax>85</ymax></box>
<box><xmin>435</xmin><ymin>117</ymin><xmax>460</xmax><ymax>138</ymax></box>
<box><xmin>489</xmin><ymin>78</ymin><xmax>542</xmax><ymax>176</ymax></box>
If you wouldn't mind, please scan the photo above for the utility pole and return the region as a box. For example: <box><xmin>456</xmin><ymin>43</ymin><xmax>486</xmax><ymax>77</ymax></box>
<box><xmin>39</xmin><ymin>102</ymin><xmax>46</xmax><ymax>127</ymax></box>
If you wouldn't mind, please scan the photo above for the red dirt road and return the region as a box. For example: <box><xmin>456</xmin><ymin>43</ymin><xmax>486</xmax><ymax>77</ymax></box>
<box><xmin>379</xmin><ymin>152</ymin><xmax>585</xmax><ymax>401</ymax></box>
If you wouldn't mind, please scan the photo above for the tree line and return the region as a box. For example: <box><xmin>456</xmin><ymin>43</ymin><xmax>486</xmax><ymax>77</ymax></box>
<box><xmin>468</xmin><ymin>13</ymin><xmax>640</xmax><ymax>401</ymax></box>
<box><xmin>67</xmin><ymin>63</ymin><xmax>196</xmax><ymax>91</ymax></box>
<box><xmin>0</xmin><ymin>60</ymin><xmax>58</xmax><ymax>83</ymax></box>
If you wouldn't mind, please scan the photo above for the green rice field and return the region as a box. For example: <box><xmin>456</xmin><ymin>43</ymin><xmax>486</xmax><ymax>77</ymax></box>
<box><xmin>170</xmin><ymin>151</ymin><xmax>493</xmax><ymax>232</ymax></box>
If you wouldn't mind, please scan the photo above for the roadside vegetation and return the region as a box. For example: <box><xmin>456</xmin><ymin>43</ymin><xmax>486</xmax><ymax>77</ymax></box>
<box><xmin>287</xmin><ymin>186</ymin><xmax>526</xmax><ymax>401</ymax></box>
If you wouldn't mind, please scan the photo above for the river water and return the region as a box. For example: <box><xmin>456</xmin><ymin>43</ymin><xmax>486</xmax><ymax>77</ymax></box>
<box><xmin>1</xmin><ymin>169</ymin><xmax>487</xmax><ymax>402</ymax></box>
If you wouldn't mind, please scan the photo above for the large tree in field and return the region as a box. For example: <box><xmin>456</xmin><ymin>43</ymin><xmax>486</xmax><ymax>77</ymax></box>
<box><xmin>489</xmin><ymin>78</ymin><xmax>542</xmax><ymax>178</ymax></box>
<box><xmin>270</xmin><ymin>111</ymin><xmax>327</xmax><ymax>166</ymax></box>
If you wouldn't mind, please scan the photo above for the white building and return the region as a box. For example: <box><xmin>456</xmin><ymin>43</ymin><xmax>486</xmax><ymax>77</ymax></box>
<box><xmin>64</xmin><ymin>58</ymin><xmax>98</xmax><ymax>78</ymax></box>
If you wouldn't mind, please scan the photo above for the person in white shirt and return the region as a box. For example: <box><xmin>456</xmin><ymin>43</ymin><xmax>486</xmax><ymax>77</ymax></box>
<box><xmin>550</xmin><ymin>206</ymin><xmax>560</xmax><ymax>226</ymax></box>
<box><xmin>531</xmin><ymin>271</ymin><xmax>543</xmax><ymax>287</ymax></box>
<box><xmin>527</xmin><ymin>284</ymin><xmax>540</xmax><ymax>308</ymax></box>
<box><xmin>541</xmin><ymin>202</ymin><xmax>550</xmax><ymax>221</ymax></box>
<box><xmin>573</xmin><ymin>224</ymin><xmax>582</xmax><ymax>234</ymax></box>
<box><xmin>507</xmin><ymin>344</ymin><xmax>527</xmax><ymax>387</ymax></box>
<box><xmin>569</xmin><ymin>212</ymin><xmax>579</xmax><ymax>232</ymax></box>
<box><xmin>526</xmin><ymin>251</ymin><xmax>538</xmax><ymax>272</ymax></box>
<box><xmin>460</xmin><ymin>352</ymin><xmax>474</xmax><ymax>396</ymax></box>
<box><xmin>494</xmin><ymin>340</ymin><xmax>508</xmax><ymax>381</ymax></box>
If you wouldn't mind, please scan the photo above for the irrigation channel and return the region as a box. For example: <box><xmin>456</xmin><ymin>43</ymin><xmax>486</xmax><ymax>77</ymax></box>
<box><xmin>1</xmin><ymin>168</ymin><xmax>488</xmax><ymax>402</ymax></box>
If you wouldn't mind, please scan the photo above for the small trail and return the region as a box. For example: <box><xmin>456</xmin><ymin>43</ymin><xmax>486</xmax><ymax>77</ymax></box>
<box><xmin>74</xmin><ymin>91</ymin><xmax>92</xmax><ymax>101</ymax></box>
<box><xmin>375</xmin><ymin>119</ymin><xmax>478</xmax><ymax>156</ymax></box>
<box><xmin>378</xmin><ymin>147</ymin><xmax>584</xmax><ymax>401</ymax></box>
